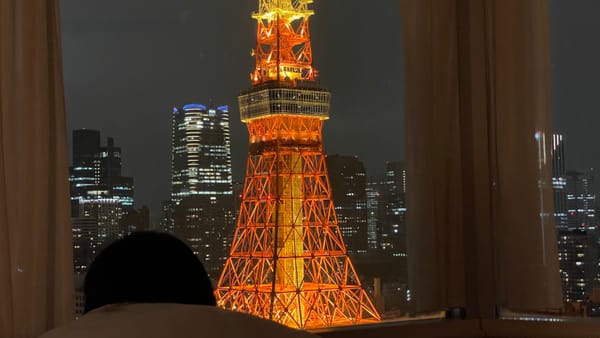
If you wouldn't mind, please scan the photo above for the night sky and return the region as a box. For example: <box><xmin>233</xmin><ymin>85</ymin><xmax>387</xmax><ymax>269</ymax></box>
<box><xmin>60</xmin><ymin>0</ymin><xmax>405</xmax><ymax>218</ymax></box>
<box><xmin>549</xmin><ymin>0</ymin><xmax>600</xmax><ymax>178</ymax></box>
<box><xmin>60</xmin><ymin>0</ymin><xmax>598</xmax><ymax>218</ymax></box>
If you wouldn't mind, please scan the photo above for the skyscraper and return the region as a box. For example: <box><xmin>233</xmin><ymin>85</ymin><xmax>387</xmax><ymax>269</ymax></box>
<box><xmin>70</xmin><ymin>130</ymin><xmax>134</xmax><ymax>213</ymax></box>
<box><xmin>557</xmin><ymin>228</ymin><xmax>592</xmax><ymax>303</ymax></box>
<box><xmin>566</xmin><ymin>171</ymin><xmax>596</xmax><ymax>231</ymax></box>
<box><xmin>72</xmin><ymin>217</ymin><xmax>98</xmax><ymax>274</ymax></box>
<box><xmin>170</xmin><ymin>104</ymin><xmax>234</xmax><ymax>280</ymax></box>
<box><xmin>378</xmin><ymin>161</ymin><xmax>407</xmax><ymax>257</ymax></box>
<box><xmin>79</xmin><ymin>198</ymin><xmax>126</xmax><ymax>245</ymax></box>
<box><xmin>171</xmin><ymin>104</ymin><xmax>233</xmax><ymax>203</ymax></box>
<box><xmin>216</xmin><ymin>0</ymin><xmax>379</xmax><ymax>328</ymax></box>
<box><xmin>94</xmin><ymin>138</ymin><xmax>134</xmax><ymax>207</ymax></box>
<box><xmin>160</xmin><ymin>199</ymin><xmax>175</xmax><ymax>233</ymax></box>
<box><xmin>70</xmin><ymin>129</ymin><xmax>100</xmax><ymax>216</ymax></box>
<box><xmin>552</xmin><ymin>134</ymin><xmax>568</xmax><ymax>229</ymax></box>
<box><xmin>551</xmin><ymin>135</ymin><xmax>599</xmax><ymax>304</ymax></box>
<box><xmin>563</xmin><ymin>171</ymin><xmax>599</xmax><ymax>302</ymax></box>
<box><xmin>326</xmin><ymin>154</ymin><xmax>368</xmax><ymax>254</ymax></box>
<box><xmin>69</xmin><ymin>130</ymin><xmax>135</xmax><ymax>269</ymax></box>
<box><xmin>366</xmin><ymin>182</ymin><xmax>381</xmax><ymax>251</ymax></box>
<box><xmin>360</xmin><ymin>163</ymin><xmax>411</xmax><ymax>314</ymax></box>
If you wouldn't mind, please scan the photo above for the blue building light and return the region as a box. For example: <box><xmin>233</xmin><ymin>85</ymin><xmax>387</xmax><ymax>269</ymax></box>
<box><xmin>183</xmin><ymin>104</ymin><xmax>207</xmax><ymax>111</ymax></box>
<box><xmin>217</xmin><ymin>105</ymin><xmax>229</xmax><ymax>112</ymax></box>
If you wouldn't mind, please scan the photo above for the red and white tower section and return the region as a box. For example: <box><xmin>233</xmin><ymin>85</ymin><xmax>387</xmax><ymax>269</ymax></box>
<box><xmin>216</xmin><ymin>0</ymin><xmax>381</xmax><ymax>328</ymax></box>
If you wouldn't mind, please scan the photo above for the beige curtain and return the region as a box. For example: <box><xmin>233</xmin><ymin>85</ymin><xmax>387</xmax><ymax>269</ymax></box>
<box><xmin>0</xmin><ymin>0</ymin><xmax>74</xmax><ymax>337</ymax></box>
<box><xmin>401</xmin><ymin>0</ymin><xmax>562</xmax><ymax>317</ymax></box>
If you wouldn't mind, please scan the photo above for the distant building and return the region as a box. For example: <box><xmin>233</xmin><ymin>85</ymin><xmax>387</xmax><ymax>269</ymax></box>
<box><xmin>378</xmin><ymin>161</ymin><xmax>407</xmax><ymax>257</ymax></box>
<box><xmin>160</xmin><ymin>200</ymin><xmax>175</xmax><ymax>233</ymax></box>
<box><xmin>173</xmin><ymin>196</ymin><xmax>235</xmax><ymax>281</ymax></box>
<box><xmin>562</xmin><ymin>171</ymin><xmax>599</xmax><ymax>302</ymax></box>
<box><xmin>79</xmin><ymin>198</ymin><xmax>126</xmax><ymax>246</ymax></box>
<box><xmin>170</xmin><ymin>104</ymin><xmax>234</xmax><ymax>281</ymax></box>
<box><xmin>566</xmin><ymin>171</ymin><xmax>596</xmax><ymax>231</ymax></box>
<box><xmin>326</xmin><ymin>155</ymin><xmax>368</xmax><ymax>254</ymax></box>
<box><xmin>94</xmin><ymin>137</ymin><xmax>134</xmax><ymax>207</ymax></box>
<box><xmin>69</xmin><ymin>129</ymin><xmax>136</xmax><ymax>272</ymax></box>
<box><xmin>70</xmin><ymin>129</ymin><xmax>100</xmax><ymax>216</ymax></box>
<box><xmin>557</xmin><ymin>228</ymin><xmax>594</xmax><ymax>303</ymax></box>
<box><xmin>552</xmin><ymin>134</ymin><xmax>568</xmax><ymax>229</ymax></box>
<box><xmin>72</xmin><ymin>217</ymin><xmax>98</xmax><ymax>275</ymax></box>
<box><xmin>347</xmin><ymin>162</ymin><xmax>412</xmax><ymax>315</ymax></box>
<box><xmin>366</xmin><ymin>182</ymin><xmax>381</xmax><ymax>250</ymax></box>
<box><xmin>552</xmin><ymin>135</ymin><xmax>600</xmax><ymax>304</ymax></box>
<box><xmin>170</xmin><ymin>104</ymin><xmax>233</xmax><ymax>203</ymax></box>
<box><xmin>70</xmin><ymin>130</ymin><xmax>134</xmax><ymax>214</ymax></box>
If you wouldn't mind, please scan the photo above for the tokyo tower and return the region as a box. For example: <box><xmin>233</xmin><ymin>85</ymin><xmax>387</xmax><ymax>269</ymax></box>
<box><xmin>216</xmin><ymin>0</ymin><xmax>380</xmax><ymax>328</ymax></box>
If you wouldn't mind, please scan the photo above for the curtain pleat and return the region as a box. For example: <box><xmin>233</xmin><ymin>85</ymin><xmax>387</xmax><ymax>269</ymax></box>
<box><xmin>0</xmin><ymin>0</ymin><xmax>74</xmax><ymax>337</ymax></box>
<box><xmin>401</xmin><ymin>0</ymin><xmax>562</xmax><ymax>316</ymax></box>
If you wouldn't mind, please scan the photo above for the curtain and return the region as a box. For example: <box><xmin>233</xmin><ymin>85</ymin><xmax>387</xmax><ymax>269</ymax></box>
<box><xmin>0</xmin><ymin>0</ymin><xmax>74</xmax><ymax>336</ymax></box>
<box><xmin>400</xmin><ymin>0</ymin><xmax>562</xmax><ymax>316</ymax></box>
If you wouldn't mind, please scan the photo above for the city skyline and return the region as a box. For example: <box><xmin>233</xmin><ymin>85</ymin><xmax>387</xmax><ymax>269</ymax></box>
<box><xmin>59</xmin><ymin>0</ymin><xmax>405</xmax><ymax>216</ymax></box>
<box><xmin>7</xmin><ymin>0</ymin><xmax>600</xmax><ymax>335</ymax></box>
<box><xmin>59</xmin><ymin>1</ymin><xmax>600</xmax><ymax>217</ymax></box>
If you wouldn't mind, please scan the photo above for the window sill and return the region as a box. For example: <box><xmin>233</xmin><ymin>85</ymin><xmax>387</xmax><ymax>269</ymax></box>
<box><xmin>316</xmin><ymin>318</ymin><xmax>600</xmax><ymax>338</ymax></box>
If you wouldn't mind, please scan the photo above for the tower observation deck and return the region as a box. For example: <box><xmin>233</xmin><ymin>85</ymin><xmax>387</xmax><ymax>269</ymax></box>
<box><xmin>216</xmin><ymin>0</ymin><xmax>381</xmax><ymax>329</ymax></box>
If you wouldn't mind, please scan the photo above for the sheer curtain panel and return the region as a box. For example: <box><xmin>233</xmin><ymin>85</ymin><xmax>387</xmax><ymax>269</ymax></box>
<box><xmin>0</xmin><ymin>0</ymin><xmax>74</xmax><ymax>337</ymax></box>
<box><xmin>400</xmin><ymin>0</ymin><xmax>562</xmax><ymax>317</ymax></box>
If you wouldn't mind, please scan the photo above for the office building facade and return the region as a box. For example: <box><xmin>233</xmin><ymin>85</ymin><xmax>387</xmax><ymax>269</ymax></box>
<box><xmin>326</xmin><ymin>154</ymin><xmax>369</xmax><ymax>254</ymax></box>
<box><xmin>69</xmin><ymin>129</ymin><xmax>135</xmax><ymax>271</ymax></box>
<box><xmin>170</xmin><ymin>104</ymin><xmax>234</xmax><ymax>281</ymax></box>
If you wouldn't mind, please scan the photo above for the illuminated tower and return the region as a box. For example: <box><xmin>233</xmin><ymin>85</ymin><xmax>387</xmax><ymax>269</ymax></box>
<box><xmin>216</xmin><ymin>0</ymin><xmax>380</xmax><ymax>328</ymax></box>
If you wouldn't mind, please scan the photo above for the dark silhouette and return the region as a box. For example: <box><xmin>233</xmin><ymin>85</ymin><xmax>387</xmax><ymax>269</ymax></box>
<box><xmin>84</xmin><ymin>232</ymin><xmax>216</xmax><ymax>313</ymax></box>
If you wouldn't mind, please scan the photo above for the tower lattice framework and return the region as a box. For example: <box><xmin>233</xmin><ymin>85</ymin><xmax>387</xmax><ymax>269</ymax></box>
<box><xmin>216</xmin><ymin>0</ymin><xmax>380</xmax><ymax>329</ymax></box>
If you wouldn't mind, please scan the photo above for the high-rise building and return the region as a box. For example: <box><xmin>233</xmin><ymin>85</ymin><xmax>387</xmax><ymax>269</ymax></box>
<box><xmin>552</xmin><ymin>134</ymin><xmax>568</xmax><ymax>229</ymax></box>
<box><xmin>160</xmin><ymin>200</ymin><xmax>175</xmax><ymax>233</ymax></box>
<box><xmin>171</xmin><ymin>104</ymin><xmax>233</xmax><ymax>203</ymax></box>
<box><xmin>551</xmin><ymin>135</ymin><xmax>600</xmax><ymax>304</ymax></box>
<box><xmin>72</xmin><ymin>217</ymin><xmax>98</xmax><ymax>274</ymax></box>
<box><xmin>79</xmin><ymin>198</ymin><xmax>126</xmax><ymax>245</ymax></box>
<box><xmin>70</xmin><ymin>130</ymin><xmax>134</xmax><ymax>213</ymax></box>
<box><xmin>378</xmin><ymin>162</ymin><xmax>407</xmax><ymax>257</ymax></box>
<box><xmin>70</xmin><ymin>129</ymin><xmax>135</xmax><ymax>271</ymax></box>
<box><xmin>94</xmin><ymin>138</ymin><xmax>133</xmax><ymax>205</ymax></box>
<box><xmin>565</xmin><ymin>171</ymin><xmax>599</xmax><ymax>301</ymax></box>
<box><xmin>216</xmin><ymin>0</ymin><xmax>379</xmax><ymax>328</ymax></box>
<box><xmin>70</xmin><ymin>129</ymin><xmax>101</xmax><ymax>216</ymax></box>
<box><xmin>566</xmin><ymin>171</ymin><xmax>596</xmax><ymax>231</ymax></box>
<box><xmin>366</xmin><ymin>182</ymin><xmax>381</xmax><ymax>251</ymax></box>
<box><xmin>326</xmin><ymin>154</ymin><xmax>368</xmax><ymax>254</ymax></box>
<box><xmin>361</xmin><ymin>164</ymin><xmax>411</xmax><ymax>314</ymax></box>
<box><xmin>170</xmin><ymin>104</ymin><xmax>234</xmax><ymax>281</ymax></box>
<box><xmin>557</xmin><ymin>228</ymin><xmax>593</xmax><ymax>303</ymax></box>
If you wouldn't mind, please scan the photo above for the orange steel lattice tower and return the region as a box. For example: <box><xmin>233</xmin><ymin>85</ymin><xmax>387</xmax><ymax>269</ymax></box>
<box><xmin>216</xmin><ymin>0</ymin><xmax>380</xmax><ymax>329</ymax></box>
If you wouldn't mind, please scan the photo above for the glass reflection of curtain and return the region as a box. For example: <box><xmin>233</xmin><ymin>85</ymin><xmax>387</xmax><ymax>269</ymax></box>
<box><xmin>400</xmin><ymin>0</ymin><xmax>562</xmax><ymax>316</ymax></box>
<box><xmin>0</xmin><ymin>0</ymin><xmax>74</xmax><ymax>337</ymax></box>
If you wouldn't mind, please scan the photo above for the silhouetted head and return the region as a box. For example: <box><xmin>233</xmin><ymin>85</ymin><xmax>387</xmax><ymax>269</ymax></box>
<box><xmin>84</xmin><ymin>231</ymin><xmax>216</xmax><ymax>313</ymax></box>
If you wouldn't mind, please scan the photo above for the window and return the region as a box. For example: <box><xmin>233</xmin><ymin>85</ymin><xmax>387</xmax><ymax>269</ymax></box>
<box><xmin>60</xmin><ymin>0</ymin><xmax>414</xmax><ymax>327</ymax></box>
<box><xmin>550</xmin><ymin>0</ymin><xmax>600</xmax><ymax>316</ymax></box>
<box><xmin>1</xmin><ymin>0</ymin><xmax>587</xmax><ymax>337</ymax></box>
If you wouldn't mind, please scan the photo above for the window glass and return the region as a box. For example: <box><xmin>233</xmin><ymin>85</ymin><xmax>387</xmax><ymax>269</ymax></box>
<box><xmin>61</xmin><ymin>0</ymin><xmax>416</xmax><ymax>326</ymax></box>
<box><xmin>550</xmin><ymin>0</ymin><xmax>600</xmax><ymax>317</ymax></box>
